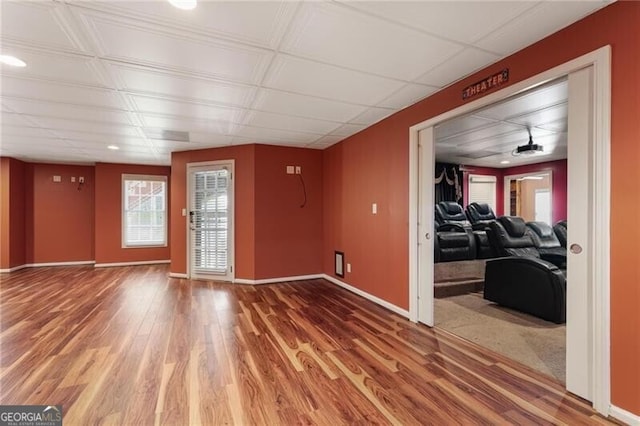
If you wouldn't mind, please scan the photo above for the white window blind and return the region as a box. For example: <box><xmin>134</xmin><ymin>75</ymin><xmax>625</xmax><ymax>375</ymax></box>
<box><xmin>122</xmin><ymin>174</ymin><xmax>167</xmax><ymax>247</ymax></box>
<box><xmin>468</xmin><ymin>174</ymin><xmax>497</xmax><ymax>211</ymax></box>
<box><xmin>191</xmin><ymin>169</ymin><xmax>229</xmax><ymax>273</ymax></box>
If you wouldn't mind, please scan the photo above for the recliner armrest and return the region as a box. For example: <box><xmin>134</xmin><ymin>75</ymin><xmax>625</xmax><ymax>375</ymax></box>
<box><xmin>437</xmin><ymin>223</ymin><xmax>469</xmax><ymax>232</ymax></box>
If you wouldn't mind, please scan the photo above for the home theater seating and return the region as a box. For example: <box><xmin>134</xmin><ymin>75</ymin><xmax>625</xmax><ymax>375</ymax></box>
<box><xmin>483</xmin><ymin>216</ymin><xmax>567</xmax><ymax>324</ymax></box>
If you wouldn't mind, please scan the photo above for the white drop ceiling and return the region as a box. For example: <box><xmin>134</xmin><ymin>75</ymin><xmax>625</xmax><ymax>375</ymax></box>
<box><xmin>435</xmin><ymin>78</ymin><xmax>568</xmax><ymax>168</ymax></box>
<box><xmin>0</xmin><ymin>0</ymin><xmax>610</xmax><ymax>166</ymax></box>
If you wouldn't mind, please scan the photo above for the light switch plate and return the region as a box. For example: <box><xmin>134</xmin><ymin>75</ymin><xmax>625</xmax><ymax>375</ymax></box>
<box><xmin>286</xmin><ymin>165</ymin><xmax>295</xmax><ymax>174</ymax></box>
<box><xmin>372</xmin><ymin>203</ymin><xmax>377</xmax><ymax>214</ymax></box>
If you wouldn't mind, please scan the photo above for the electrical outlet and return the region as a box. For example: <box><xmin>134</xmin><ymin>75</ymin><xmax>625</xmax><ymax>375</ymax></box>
<box><xmin>295</xmin><ymin>166</ymin><xmax>302</xmax><ymax>174</ymax></box>
<box><xmin>79</xmin><ymin>176</ymin><xmax>85</xmax><ymax>184</ymax></box>
<box><xmin>347</xmin><ymin>263</ymin><xmax>352</xmax><ymax>273</ymax></box>
<box><xmin>286</xmin><ymin>166</ymin><xmax>295</xmax><ymax>174</ymax></box>
<box><xmin>71</xmin><ymin>177</ymin><xmax>76</xmax><ymax>182</ymax></box>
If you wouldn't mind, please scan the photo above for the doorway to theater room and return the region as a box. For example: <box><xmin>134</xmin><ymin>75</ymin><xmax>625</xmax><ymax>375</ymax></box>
<box><xmin>409</xmin><ymin>47</ymin><xmax>611</xmax><ymax>414</ymax></box>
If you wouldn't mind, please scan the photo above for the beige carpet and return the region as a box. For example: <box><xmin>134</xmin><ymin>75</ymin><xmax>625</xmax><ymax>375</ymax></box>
<box><xmin>435</xmin><ymin>292</ymin><xmax>566</xmax><ymax>383</ymax></box>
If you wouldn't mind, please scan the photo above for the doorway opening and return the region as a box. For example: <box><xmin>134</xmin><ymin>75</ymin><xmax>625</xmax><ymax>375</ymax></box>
<box><xmin>409</xmin><ymin>47</ymin><xmax>610</xmax><ymax>414</ymax></box>
<box><xmin>187</xmin><ymin>160</ymin><xmax>235</xmax><ymax>281</ymax></box>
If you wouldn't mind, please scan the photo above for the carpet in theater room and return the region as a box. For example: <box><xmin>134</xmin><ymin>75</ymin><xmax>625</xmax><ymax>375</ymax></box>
<box><xmin>435</xmin><ymin>292</ymin><xmax>566</xmax><ymax>383</ymax></box>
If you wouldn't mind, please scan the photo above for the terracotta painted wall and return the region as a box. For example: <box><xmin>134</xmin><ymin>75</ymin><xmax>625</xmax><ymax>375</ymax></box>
<box><xmin>254</xmin><ymin>145</ymin><xmax>323</xmax><ymax>279</ymax></box>
<box><xmin>171</xmin><ymin>145</ymin><xmax>256</xmax><ymax>278</ymax></box>
<box><xmin>94</xmin><ymin>163</ymin><xmax>171</xmax><ymax>265</ymax></box>
<box><xmin>171</xmin><ymin>144</ymin><xmax>323</xmax><ymax>281</ymax></box>
<box><xmin>0</xmin><ymin>157</ymin><xmax>26</xmax><ymax>269</ymax></box>
<box><xmin>24</xmin><ymin>163</ymin><xmax>95</xmax><ymax>263</ymax></box>
<box><xmin>323</xmin><ymin>2</ymin><xmax>639</xmax><ymax>414</ymax></box>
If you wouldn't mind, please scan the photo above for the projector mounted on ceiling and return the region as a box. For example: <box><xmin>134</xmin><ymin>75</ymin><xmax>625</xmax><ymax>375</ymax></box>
<box><xmin>513</xmin><ymin>130</ymin><xmax>544</xmax><ymax>156</ymax></box>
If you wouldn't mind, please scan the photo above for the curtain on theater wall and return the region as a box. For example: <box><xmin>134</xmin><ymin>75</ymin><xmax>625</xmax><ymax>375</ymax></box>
<box><xmin>435</xmin><ymin>163</ymin><xmax>463</xmax><ymax>205</ymax></box>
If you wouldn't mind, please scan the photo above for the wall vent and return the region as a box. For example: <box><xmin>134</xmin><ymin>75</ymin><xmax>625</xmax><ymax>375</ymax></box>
<box><xmin>144</xmin><ymin>128</ymin><xmax>190</xmax><ymax>142</ymax></box>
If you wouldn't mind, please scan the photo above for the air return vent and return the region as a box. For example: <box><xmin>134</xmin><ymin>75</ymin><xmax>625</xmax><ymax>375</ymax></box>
<box><xmin>144</xmin><ymin>128</ymin><xmax>190</xmax><ymax>142</ymax></box>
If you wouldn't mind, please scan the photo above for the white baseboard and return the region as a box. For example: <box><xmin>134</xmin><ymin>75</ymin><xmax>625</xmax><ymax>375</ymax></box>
<box><xmin>169</xmin><ymin>272</ymin><xmax>189</xmax><ymax>279</ymax></box>
<box><xmin>1</xmin><ymin>260</ymin><xmax>96</xmax><ymax>273</ymax></box>
<box><xmin>610</xmin><ymin>405</ymin><xmax>640</xmax><ymax>425</ymax></box>
<box><xmin>234</xmin><ymin>274</ymin><xmax>323</xmax><ymax>285</ymax></box>
<box><xmin>94</xmin><ymin>260</ymin><xmax>170</xmax><ymax>268</ymax></box>
<box><xmin>322</xmin><ymin>274</ymin><xmax>410</xmax><ymax>319</ymax></box>
<box><xmin>0</xmin><ymin>264</ymin><xmax>29</xmax><ymax>273</ymax></box>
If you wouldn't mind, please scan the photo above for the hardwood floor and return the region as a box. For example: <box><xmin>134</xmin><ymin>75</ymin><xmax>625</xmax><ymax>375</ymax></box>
<box><xmin>0</xmin><ymin>265</ymin><xmax>615</xmax><ymax>425</ymax></box>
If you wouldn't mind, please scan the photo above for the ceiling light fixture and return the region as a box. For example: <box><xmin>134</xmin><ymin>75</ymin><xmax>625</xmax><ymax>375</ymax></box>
<box><xmin>0</xmin><ymin>55</ymin><xmax>26</xmax><ymax>67</ymax></box>
<box><xmin>167</xmin><ymin>0</ymin><xmax>197</xmax><ymax>10</ymax></box>
<box><xmin>500</xmin><ymin>160</ymin><xmax>510</xmax><ymax>165</ymax></box>
<box><xmin>107</xmin><ymin>145</ymin><xmax>119</xmax><ymax>150</ymax></box>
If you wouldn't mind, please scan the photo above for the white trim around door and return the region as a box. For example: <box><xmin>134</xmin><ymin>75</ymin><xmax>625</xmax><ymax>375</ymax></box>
<box><xmin>408</xmin><ymin>46</ymin><xmax>611</xmax><ymax>415</ymax></box>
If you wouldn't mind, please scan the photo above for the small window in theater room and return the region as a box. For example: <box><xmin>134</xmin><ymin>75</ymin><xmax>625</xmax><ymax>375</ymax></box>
<box><xmin>468</xmin><ymin>174</ymin><xmax>497</xmax><ymax>211</ymax></box>
<box><xmin>122</xmin><ymin>174</ymin><xmax>168</xmax><ymax>247</ymax></box>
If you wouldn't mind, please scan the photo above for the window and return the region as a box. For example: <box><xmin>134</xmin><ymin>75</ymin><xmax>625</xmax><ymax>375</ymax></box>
<box><xmin>468</xmin><ymin>174</ymin><xmax>497</xmax><ymax>211</ymax></box>
<box><xmin>122</xmin><ymin>174</ymin><xmax>167</xmax><ymax>247</ymax></box>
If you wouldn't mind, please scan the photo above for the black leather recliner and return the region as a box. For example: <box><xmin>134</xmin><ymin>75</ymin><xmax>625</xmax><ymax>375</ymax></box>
<box><xmin>553</xmin><ymin>220</ymin><xmax>568</xmax><ymax>248</ymax></box>
<box><xmin>433</xmin><ymin>202</ymin><xmax>476</xmax><ymax>262</ymax></box>
<box><xmin>465</xmin><ymin>202</ymin><xmax>497</xmax><ymax>259</ymax></box>
<box><xmin>526</xmin><ymin>221</ymin><xmax>567</xmax><ymax>268</ymax></box>
<box><xmin>484</xmin><ymin>216</ymin><xmax>566</xmax><ymax>323</ymax></box>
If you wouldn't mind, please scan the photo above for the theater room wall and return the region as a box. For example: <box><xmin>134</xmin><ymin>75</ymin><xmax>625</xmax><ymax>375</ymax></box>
<box><xmin>322</xmin><ymin>1</ymin><xmax>639</xmax><ymax>415</ymax></box>
<box><xmin>0</xmin><ymin>157</ymin><xmax>26</xmax><ymax>269</ymax></box>
<box><xmin>94</xmin><ymin>163</ymin><xmax>171</xmax><ymax>265</ymax></box>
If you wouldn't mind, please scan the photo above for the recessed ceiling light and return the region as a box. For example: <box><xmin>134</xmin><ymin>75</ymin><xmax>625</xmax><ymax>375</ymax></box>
<box><xmin>167</xmin><ymin>0</ymin><xmax>197</xmax><ymax>10</ymax></box>
<box><xmin>107</xmin><ymin>145</ymin><xmax>119</xmax><ymax>150</ymax></box>
<box><xmin>0</xmin><ymin>55</ymin><xmax>26</xmax><ymax>67</ymax></box>
<box><xmin>500</xmin><ymin>160</ymin><xmax>510</xmax><ymax>164</ymax></box>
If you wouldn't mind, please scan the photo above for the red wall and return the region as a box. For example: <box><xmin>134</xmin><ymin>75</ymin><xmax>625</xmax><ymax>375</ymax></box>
<box><xmin>25</xmin><ymin>163</ymin><xmax>94</xmax><ymax>263</ymax></box>
<box><xmin>323</xmin><ymin>1</ymin><xmax>639</xmax><ymax>414</ymax></box>
<box><xmin>254</xmin><ymin>145</ymin><xmax>323</xmax><ymax>279</ymax></box>
<box><xmin>170</xmin><ymin>144</ymin><xmax>323</xmax><ymax>280</ymax></box>
<box><xmin>94</xmin><ymin>163</ymin><xmax>171</xmax><ymax>265</ymax></box>
<box><xmin>0</xmin><ymin>157</ymin><xmax>26</xmax><ymax>269</ymax></box>
<box><xmin>462</xmin><ymin>160</ymin><xmax>567</xmax><ymax>222</ymax></box>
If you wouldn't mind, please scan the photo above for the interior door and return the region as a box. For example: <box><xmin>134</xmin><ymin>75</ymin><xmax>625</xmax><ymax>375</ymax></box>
<box><xmin>188</xmin><ymin>163</ymin><xmax>234</xmax><ymax>281</ymax></box>
<box><xmin>417</xmin><ymin>127</ymin><xmax>435</xmax><ymax>326</ymax></box>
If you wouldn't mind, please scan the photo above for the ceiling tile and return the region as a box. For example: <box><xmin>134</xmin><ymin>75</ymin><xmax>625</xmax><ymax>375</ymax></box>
<box><xmin>474</xmin><ymin>79</ymin><xmax>568</xmax><ymax>121</ymax></box>
<box><xmin>0</xmin><ymin>76</ymin><xmax>126</xmax><ymax>109</ymax></box>
<box><xmin>0</xmin><ymin>47</ymin><xmax>105</xmax><ymax>87</ymax></box>
<box><xmin>264</xmin><ymin>55</ymin><xmax>404</xmax><ymax>106</ymax></box>
<box><xmin>243</xmin><ymin>110</ymin><xmax>341</xmax><ymax>135</ymax></box>
<box><xmin>0</xmin><ymin>2</ymin><xmax>83</xmax><ymax>52</ymax></box>
<box><xmin>82</xmin><ymin>1</ymin><xmax>297</xmax><ymax>49</ymax></box>
<box><xmin>2</xmin><ymin>98</ymin><xmax>133</xmax><ymax>125</ymax></box>
<box><xmin>378</xmin><ymin>83</ymin><xmax>439</xmax><ymax>109</ymax></box>
<box><xmin>330</xmin><ymin>123</ymin><xmax>367</xmax><ymax>137</ymax></box>
<box><xmin>349</xmin><ymin>107</ymin><xmax>396</xmax><ymax>126</ymax></box>
<box><xmin>416</xmin><ymin>48</ymin><xmax>500</xmax><ymax>87</ymax></box>
<box><xmin>506</xmin><ymin>103</ymin><xmax>568</xmax><ymax>129</ymax></box>
<box><xmin>34</xmin><ymin>116</ymin><xmax>141</xmax><ymax>137</ymax></box>
<box><xmin>234</xmin><ymin>125</ymin><xmax>320</xmax><ymax>144</ymax></box>
<box><xmin>0</xmin><ymin>112</ymin><xmax>40</xmax><ymax>127</ymax></box>
<box><xmin>80</xmin><ymin>13</ymin><xmax>272</xmax><ymax>84</ymax></box>
<box><xmin>435</xmin><ymin>116</ymin><xmax>497</xmax><ymax>141</ymax></box>
<box><xmin>1</xmin><ymin>124</ymin><xmax>54</xmax><ymax>139</ymax></box>
<box><xmin>309</xmin><ymin>135</ymin><xmax>345</xmax><ymax>147</ymax></box>
<box><xmin>140</xmin><ymin>114</ymin><xmax>233</xmax><ymax>136</ymax></box>
<box><xmin>475</xmin><ymin>1</ymin><xmax>609</xmax><ymax>55</ymax></box>
<box><xmin>109</xmin><ymin>63</ymin><xmax>256</xmax><ymax>107</ymax></box>
<box><xmin>339</xmin><ymin>1</ymin><xmax>537</xmax><ymax>45</ymax></box>
<box><xmin>281</xmin><ymin>2</ymin><xmax>462</xmax><ymax>81</ymax></box>
<box><xmin>252</xmin><ymin>88</ymin><xmax>367</xmax><ymax>122</ymax></box>
<box><xmin>130</xmin><ymin>95</ymin><xmax>243</xmax><ymax>123</ymax></box>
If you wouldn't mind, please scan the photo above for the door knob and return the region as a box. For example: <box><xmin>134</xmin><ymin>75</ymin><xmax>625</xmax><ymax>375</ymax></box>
<box><xmin>425</xmin><ymin>232</ymin><xmax>431</xmax><ymax>240</ymax></box>
<box><xmin>570</xmin><ymin>243</ymin><xmax>583</xmax><ymax>254</ymax></box>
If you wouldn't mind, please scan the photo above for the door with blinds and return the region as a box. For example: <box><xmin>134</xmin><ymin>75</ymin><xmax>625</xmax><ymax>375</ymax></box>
<box><xmin>188</xmin><ymin>162</ymin><xmax>234</xmax><ymax>281</ymax></box>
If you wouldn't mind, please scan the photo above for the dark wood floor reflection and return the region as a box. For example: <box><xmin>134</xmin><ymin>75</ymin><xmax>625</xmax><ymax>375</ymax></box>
<box><xmin>1</xmin><ymin>265</ymin><xmax>614</xmax><ymax>425</ymax></box>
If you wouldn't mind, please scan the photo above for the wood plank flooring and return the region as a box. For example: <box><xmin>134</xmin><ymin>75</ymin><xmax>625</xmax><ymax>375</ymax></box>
<box><xmin>0</xmin><ymin>265</ymin><xmax>616</xmax><ymax>425</ymax></box>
